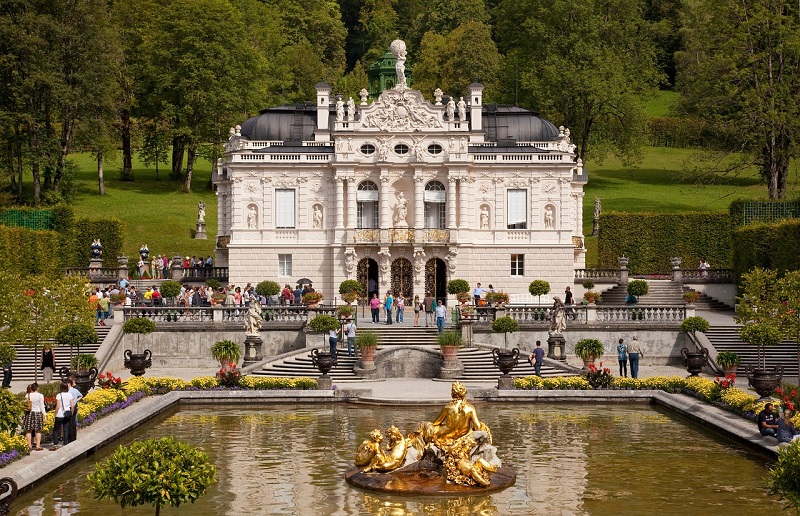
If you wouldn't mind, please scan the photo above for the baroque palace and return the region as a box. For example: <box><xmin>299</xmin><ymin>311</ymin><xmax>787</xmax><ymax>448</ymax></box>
<box><xmin>213</xmin><ymin>42</ymin><xmax>586</xmax><ymax>302</ymax></box>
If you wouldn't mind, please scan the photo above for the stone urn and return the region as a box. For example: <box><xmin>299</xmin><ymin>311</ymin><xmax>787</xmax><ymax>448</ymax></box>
<box><xmin>680</xmin><ymin>347</ymin><xmax>709</xmax><ymax>376</ymax></box>
<box><xmin>124</xmin><ymin>349</ymin><xmax>152</xmax><ymax>377</ymax></box>
<box><xmin>746</xmin><ymin>365</ymin><xmax>784</xmax><ymax>401</ymax></box>
<box><xmin>582</xmin><ymin>355</ymin><xmax>596</xmax><ymax>370</ymax></box>
<box><xmin>311</xmin><ymin>348</ymin><xmax>337</xmax><ymax>377</ymax></box>
<box><xmin>59</xmin><ymin>366</ymin><xmax>98</xmax><ymax>396</ymax></box>
<box><xmin>493</xmin><ymin>348</ymin><xmax>520</xmax><ymax>376</ymax></box>
<box><xmin>0</xmin><ymin>477</ymin><xmax>18</xmax><ymax>516</ymax></box>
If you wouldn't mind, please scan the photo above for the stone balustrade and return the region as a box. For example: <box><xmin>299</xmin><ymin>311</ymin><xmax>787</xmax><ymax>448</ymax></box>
<box><xmin>120</xmin><ymin>305</ymin><xmax>337</xmax><ymax>325</ymax></box>
<box><xmin>574</xmin><ymin>269</ymin><xmax>621</xmax><ymax>283</ymax></box>
<box><xmin>462</xmin><ymin>304</ymin><xmax>692</xmax><ymax>326</ymax></box>
<box><xmin>180</xmin><ymin>267</ymin><xmax>230</xmax><ymax>281</ymax></box>
<box><xmin>676</xmin><ymin>268</ymin><xmax>734</xmax><ymax>283</ymax></box>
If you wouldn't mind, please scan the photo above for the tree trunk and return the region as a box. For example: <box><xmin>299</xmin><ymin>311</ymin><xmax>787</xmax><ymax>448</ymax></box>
<box><xmin>15</xmin><ymin>126</ymin><xmax>23</xmax><ymax>201</ymax></box>
<box><xmin>171</xmin><ymin>136</ymin><xmax>185</xmax><ymax>180</ymax></box>
<box><xmin>97</xmin><ymin>150</ymin><xmax>105</xmax><ymax>195</ymax></box>
<box><xmin>29</xmin><ymin>122</ymin><xmax>41</xmax><ymax>205</ymax></box>
<box><xmin>182</xmin><ymin>142</ymin><xmax>195</xmax><ymax>192</ymax></box>
<box><xmin>54</xmin><ymin>116</ymin><xmax>74</xmax><ymax>193</ymax></box>
<box><xmin>6</xmin><ymin>140</ymin><xmax>15</xmax><ymax>196</ymax></box>
<box><xmin>43</xmin><ymin>100</ymin><xmax>52</xmax><ymax>191</ymax></box>
<box><xmin>120</xmin><ymin>108</ymin><xmax>133</xmax><ymax>181</ymax></box>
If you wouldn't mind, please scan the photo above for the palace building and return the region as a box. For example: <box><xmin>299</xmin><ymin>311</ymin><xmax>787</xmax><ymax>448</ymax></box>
<box><xmin>213</xmin><ymin>44</ymin><xmax>586</xmax><ymax>302</ymax></box>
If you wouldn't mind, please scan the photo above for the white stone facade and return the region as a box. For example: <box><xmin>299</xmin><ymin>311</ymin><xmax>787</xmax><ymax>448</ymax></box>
<box><xmin>214</xmin><ymin>81</ymin><xmax>586</xmax><ymax>302</ymax></box>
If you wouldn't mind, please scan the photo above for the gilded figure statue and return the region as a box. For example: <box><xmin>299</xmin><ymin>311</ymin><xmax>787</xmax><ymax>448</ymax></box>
<box><xmin>355</xmin><ymin>429</ymin><xmax>385</xmax><ymax>468</ymax></box>
<box><xmin>359</xmin><ymin>426</ymin><xmax>410</xmax><ymax>473</ymax></box>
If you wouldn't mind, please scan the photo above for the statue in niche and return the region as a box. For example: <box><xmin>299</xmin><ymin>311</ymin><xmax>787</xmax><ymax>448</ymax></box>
<box><xmin>247</xmin><ymin>205</ymin><xmax>258</xmax><ymax>229</ymax></box>
<box><xmin>445</xmin><ymin>247</ymin><xmax>458</xmax><ymax>275</ymax></box>
<box><xmin>359</xmin><ymin>88</ymin><xmax>369</xmax><ymax>105</ymax></box>
<box><xmin>378</xmin><ymin>248</ymin><xmax>391</xmax><ymax>274</ymax></box>
<box><xmin>312</xmin><ymin>205</ymin><xmax>323</xmax><ymax>229</ymax></box>
<box><xmin>446</xmin><ymin>98</ymin><xmax>455</xmax><ymax>120</ymax></box>
<box><xmin>393</xmin><ymin>191</ymin><xmax>409</xmax><ymax>227</ymax></box>
<box><xmin>345</xmin><ymin>248</ymin><xmax>358</xmax><ymax>275</ymax></box>
<box><xmin>480</xmin><ymin>206</ymin><xmax>490</xmax><ymax>229</ymax></box>
<box><xmin>347</xmin><ymin>97</ymin><xmax>355</xmax><ymax>121</ymax></box>
<box><xmin>457</xmin><ymin>97</ymin><xmax>467</xmax><ymax>120</ymax></box>
<box><xmin>377</xmin><ymin>138</ymin><xmax>390</xmax><ymax>162</ymax></box>
<box><xmin>197</xmin><ymin>201</ymin><xmax>206</xmax><ymax>223</ymax></box>
<box><xmin>544</xmin><ymin>205</ymin><xmax>555</xmax><ymax>229</ymax></box>
<box><xmin>390</xmin><ymin>40</ymin><xmax>407</xmax><ymax>88</ymax></box>
<box><xmin>336</xmin><ymin>98</ymin><xmax>345</xmax><ymax>121</ymax></box>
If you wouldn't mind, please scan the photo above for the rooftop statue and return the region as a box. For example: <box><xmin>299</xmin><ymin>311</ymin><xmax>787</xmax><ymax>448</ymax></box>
<box><xmin>390</xmin><ymin>40</ymin><xmax>407</xmax><ymax>88</ymax></box>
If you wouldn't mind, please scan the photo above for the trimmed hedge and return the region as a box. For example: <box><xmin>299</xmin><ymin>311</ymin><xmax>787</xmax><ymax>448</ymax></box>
<box><xmin>732</xmin><ymin>219</ymin><xmax>800</xmax><ymax>280</ymax></box>
<box><xmin>597</xmin><ymin>212</ymin><xmax>732</xmax><ymax>274</ymax></box>
<box><xmin>63</xmin><ymin>218</ymin><xmax>124</xmax><ymax>268</ymax></box>
<box><xmin>0</xmin><ymin>226</ymin><xmax>64</xmax><ymax>276</ymax></box>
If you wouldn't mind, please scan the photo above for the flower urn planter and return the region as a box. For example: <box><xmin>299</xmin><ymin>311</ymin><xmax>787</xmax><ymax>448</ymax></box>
<box><xmin>359</xmin><ymin>346</ymin><xmax>376</xmax><ymax>365</ymax></box>
<box><xmin>59</xmin><ymin>366</ymin><xmax>98</xmax><ymax>396</ymax></box>
<box><xmin>582</xmin><ymin>355</ymin><xmax>596</xmax><ymax>370</ymax></box>
<box><xmin>680</xmin><ymin>347</ymin><xmax>709</xmax><ymax>376</ymax></box>
<box><xmin>441</xmin><ymin>345</ymin><xmax>459</xmax><ymax>363</ymax></box>
<box><xmin>746</xmin><ymin>365</ymin><xmax>784</xmax><ymax>401</ymax></box>
<box><xmin>124</xmin><ymin>349</ymin><xmax>152</xmax><ymax>377</ymax></box>
<box><xmin>311</xmin><ymin>348</ymin><xmax>337</xmax><ymax>377</ymax></box>
<box><xmin>492</xmin><ymin>348</ymin><xmax>520</xmax><ymax>376</ymax></box>
<box><xmin>722</xmin><ymin>365</ymin><xmax>738</xmax><ymax>375</ymax></box>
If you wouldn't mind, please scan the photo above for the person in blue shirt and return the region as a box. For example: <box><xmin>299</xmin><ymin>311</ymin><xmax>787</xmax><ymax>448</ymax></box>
<box><xmin>617</xmin><ymin>338</ymin><xmax>628</xmax><ymax>377</ymax></box>
<box><xmin>384</xmin><ymin>291</ymin><xmax>394</xmax><ymax>325</ymax></box>
<box><xmin>529</xmin><ymin>341</ymin><xmax>545</xmax><ymax>377</ymax></box>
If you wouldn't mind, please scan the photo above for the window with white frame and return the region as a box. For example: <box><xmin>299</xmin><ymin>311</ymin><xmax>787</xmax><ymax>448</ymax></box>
<box><xmin>275</xmin><ymin>189</ymin><xmax>296</xmax><ymax>228</ymax></box>
<box><xmin>424</xmin><ymin>180</ymin><xmax>446</xmax><ymax>229</ymax></box>
<box><xmin>507</xmin><ymin>189</ymin><xmax>527</xmax><ymax>229</ymax></box>
<box><xmin>278</xmin><ymin>254</ymin><xmax>292</xmax><ymax>276</ymax></box>
<box><xmin>511</xmin><ymin>254</ymin><xmax>524</xmax><ymax>276</ymax></box>
<box><xmin>357</xmin><ymin>181</ymin><xmax>379</xmax><ymax>228</ymax></box>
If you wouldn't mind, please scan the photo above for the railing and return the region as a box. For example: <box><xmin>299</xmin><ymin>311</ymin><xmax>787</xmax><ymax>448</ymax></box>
<box><xmin>574</xmin><ymin>269</ymin><xmax>621</xmax><ymax>282</ymax></box>
<box><xmin>123</xmin><ymin>306</ymin><xmax>214</xmax><ymax>323</ymax></box>
<box><xmin>389</xmin><ymin>229</ymin><xmax>414</xmax><ymax>243</ymax></box>
<box><xmin>422</xmin><ymin>229</ymin><xmax>449</xmax><ymax>243</ymax></box>
<box><xmin>230</xmin><ymin>153</ymin><xmax>332</xmax><ymax>163</ymax></box>
<box><xmin>351</xmin><ymin>228</ymin><xmax>451</xmax><ymax>245</ymax></box>
<box><xmin>353</xmin><ymin>229</ymin><xmax>381</xmax><ymax>244</ymax></box>
<box><xmin>121</xmin><ymin>305</ymin><xmax>337</xmax><ymax>325</ymax></box>
<box><xmin>461</xmin><ymin>304</ymin><xmax>687</xmax><ymax>325</ymax></box>
<box><xmin>594</xmin><ymin>306</ymin><xmax>686</xmax><ymax>323</ymax></box>
<box><xmin>181</xmin><ymin>267</ymin><xmax>229</xmax><ymax>281</ymax></box>
<box><xmin>66</xmin><ymin>267</ymin><xmax>120</xmax><ymax>280</ymax></box>
<box><xmin>678</xmin><ymin>268</ymin><xmax>734</xmax><ymax>283</ymax></box>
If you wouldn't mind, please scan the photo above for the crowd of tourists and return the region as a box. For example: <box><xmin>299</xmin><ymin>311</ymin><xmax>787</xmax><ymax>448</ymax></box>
<box><xmin>135</xmin><ymin>253</ymin><xmax>215</xmax><ymax>279</ymax></box>
<box><xmin>20</xmin><ymin>376</ymin><xmax>82</xmax><ymax>452</ymax></box>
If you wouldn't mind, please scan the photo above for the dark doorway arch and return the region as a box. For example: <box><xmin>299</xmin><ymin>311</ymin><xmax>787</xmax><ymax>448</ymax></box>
<box><xmin>357</xmin><ymin>258</ymin><xmax>379</xmax><ymax>301</ymax></box>
<box><xmin>425</xmin><ymin>258</ymin><xmax>447</xmax><ymax>305</ymax></box>
<box><xmin>391</xmin><ymin>258</ymin><xmax>413</xmax><ymax>299</ymax></box>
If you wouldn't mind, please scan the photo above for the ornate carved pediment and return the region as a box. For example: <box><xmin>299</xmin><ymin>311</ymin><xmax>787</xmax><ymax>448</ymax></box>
<box><xmin>360</xmin><ymin>87</ymin><xmax>443</xmax><ymax>132</ymax></box>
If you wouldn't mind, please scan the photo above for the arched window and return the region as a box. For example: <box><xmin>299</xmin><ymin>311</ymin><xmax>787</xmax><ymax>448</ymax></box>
<box><xmin>424</xmin><ymin>181</ymin><xmax>446</xmax><ymax>229</ymax></box>
<box><xmin>357</xmin><ymin>181</ymin><xmax>379</xmax><ymax>229</ymax></box>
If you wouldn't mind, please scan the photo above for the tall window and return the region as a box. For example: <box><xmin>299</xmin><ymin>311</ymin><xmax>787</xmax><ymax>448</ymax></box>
<box><xmin>507</xmin><ymin>189</ymin><xmax>527</xmax><ymax>229</ymax></box>
<box><xmin>357</xmin><ymin>181</ymin><xmax>379</xmax><ymax>228</ymax></box>
<box><xmin>511</xmin><ymin>254</ymin><xmax>525</xmax><ymax>276</ymax></box>
<box><xmin>278</xmin><ymin>254</ymin><xmax>292</xmax><ymax>276</ymax></box>
<box><xmin>275</xmin><ymin>189</ymin><xmax>295</xmax><ymax>228</ymax></box>
<box><xmin>424</xmin><ymin>181</ymin><xmax>446</xmax><ymax>229</ymax></box>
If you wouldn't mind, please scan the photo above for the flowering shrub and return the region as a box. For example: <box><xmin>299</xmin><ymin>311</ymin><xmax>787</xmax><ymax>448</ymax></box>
<box><xmin>0</xmin><ymin>432</ymin><xmax>28</xmax><ymax>467</ymax></box>
<box><xmin>97</xmin><ymin>372</ymin><xmax>122</xmax><ymax>389</ymax></box>
<box><xmin>584</xmin><ymin>362</ymin><xmax>613</xmax><ymax>389</ymax></box>
<box><xmin>217</xmin><ymin>364</ymin><xmax>241</xmax><ymax>387</ymax></box>
<box><xmin>714</xmin><ymin>373</ymin><xmax>736</xmax><ymax>390</ymax></box>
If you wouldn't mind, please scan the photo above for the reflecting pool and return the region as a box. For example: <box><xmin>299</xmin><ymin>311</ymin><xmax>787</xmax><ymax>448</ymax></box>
<box><xmin>12</xmin><ymin>403</ymin><xmax>780</xmax><ymax>515</ymax></box>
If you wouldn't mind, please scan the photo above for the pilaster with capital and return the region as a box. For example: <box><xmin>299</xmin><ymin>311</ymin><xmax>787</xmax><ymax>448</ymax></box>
<box><xmin>458</xmin><ymin>178</ymin><xmax>468</xmax><ymax>229</ymax></box>
<box><xmin>335</xmin><ymin>176</ymin><xmax>345</xmax><ymax>229</ymax></box>
<box><xmin>575</xmin><ymin>191</ymin><xmax>584</xmax><ymax>235</ymax></box>
<box><xmin>379</xmin><ymin>167</ymin><xmax>391</xmax><ymax>229</ymax></box>
<box><xmin>346</xmin><ymin>178</ymin><xmax>356</xmax><ymax>229</ymax></box>
<box><xmin>414</xmin><ymin>168</ymin><xmax>424</xmax><ymax>230</ymax></box>
<box><xmin>447</xmin><ymin>176</ymin><xmax>458</xmax><ymax>230</ymax></box>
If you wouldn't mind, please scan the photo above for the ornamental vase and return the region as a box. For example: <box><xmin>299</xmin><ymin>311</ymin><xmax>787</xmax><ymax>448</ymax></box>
<box><xmin>124</xmin><ymin>349</ymin><xmax>152</xmax><ymax>377</ymax></box>
<box><xmin>59</xmin><ymin>366</ymin><xmax>98</xmax><ymax>396</ymax></box>
<box><xmin>680</xmin><ymin>347</ymin><xmax>709</xmax><ymax>376</ymax></box>
<box><xmin>492</xmin><ymin>348</ymin><xmax>519</xmax><ymax>376</ymax></box>
<box><xmin>311</xmin><ymin>348</ymin><xmax>337</xmax><ymax>377</ymax></box>
<box><xmin>746</xmin><ymin>366</ymin><xmax>784</xmax><ymax>401</ymax></box>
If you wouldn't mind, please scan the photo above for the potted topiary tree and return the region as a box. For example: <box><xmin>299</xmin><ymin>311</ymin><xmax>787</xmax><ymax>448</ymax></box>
<box><xmin>492</xmin><ymin>316</ymin><xmax>519</xmax><ymax>350</ymax></box>
<box><xmin>447</xmin><ymin>279</ymin><xmax>471</xmax><ymax>305</ymax></box>
<box><xmin>256</xmin><ymin>280</ymin><xmax>281</xmax><ymax>305</ymax></box>
<box><xmin>627</xmin><ymin>279</ymin><xmax>649</xmax><ymax>301</ymax></box>
<box><xmin>308</xmin><ymin>314</ymin><xmax>341</xmax><ymax>373</ymax></box>
<box><xmin>529</xmin><ymin>280</ymin><xmax>551</xmax><ymax>320</ymax></box>
<box><xmin>303</xmin><ymin>292</ymin><xmax>323</xmax><ymax>307</ymax></box>
<box><xmin>159</xmin><ymin>280</ymin><xmax>182</xmax><ymax>306</ymax></box>
<box><xmin>337</xmin><ymin>305</ymin><xmax>354</xmax><ymax>320</ymax></box>
<box><xmin>574</xmin><ymin>338</ymin><xmax>605</xmax><ymax>369</ymax></box>
<box><xmin>211</xmin><ymin>340</ymin><xmax>242</xmax><ymax>370</ymax></box>
<box><xmin>55</xmin><ymin>322</ymin><xmax>99</xmax><ymax>394</ymax></box>
<box><xmin>716</xmin><ymin>351</ymin><xmax>741</xmax><ymax>374</ymax></box>
<box><xmin>679</xmin><ymin>316</ymin><xmax>711</xmax><ymax>376</ymax></box>
<box><xmin>437</xmin><ymin>330</ymin><xmax>464</xmax><ymax>362</ymax></box>
<box><xmin>88</xmin><ymin>437</ymin><xmax>217</xmax><ymax>516</ymax></box>
<box><xmin>339</xmin><ymin>279</ymin><xmax>364</xmax><ymax>304</ymax></box>
<box><xmin>355</xmin><ymin>330</ymin><xmax>379</xmax><ymax>366</ymax></box>
<box><xmin>122</xmin><ymin>318</ymin><xmax>155</xmax><ymax>377</ymax></box>
<box><xmin>683</xmin><ymin>290</ymin><xmax>700</xmax><ymax>305</ymax></box>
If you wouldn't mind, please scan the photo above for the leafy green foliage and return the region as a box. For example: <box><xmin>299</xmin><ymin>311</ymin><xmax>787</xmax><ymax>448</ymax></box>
<box><xmin>581</xmin><ymin>279</ymin><xmax>595</xmax><ymax>290</ymax></box>
<box><xmin>732</xmin><ymin>219</ymin><xmax>800</xmax><ymax>280</ymax></box>
<box><xmin>205</xmin><ymin>278</ymin><xmax>221</xmax><ymax>291</ymax></box>
<box><xmin>598</xmin><ymin>212</ymin><xmax>733</xmax><ymax>273</ymax></box>
<box><xmin>768</xmin><ymin>440</ymin><xmax>800</xmax><ymax>511</ymax></box>
<box><xmin>0</xmin><ymin>343</ymin><xmax>17</xmax><ymax>366</ymax></box>
<box><xmin>122</xmin><ymin>318</ymin><xmax>156</xmax><ymax>335</ymax></box>
<box><xmin>528</xmin><ymin>280</ymin><xmax>550</xmax><ymax>298</ymax></box>
<box><xmin>256</xmin><ymin>281</ymin><xmax>280</xmax><ymax>297</ymax></box>
<box><xmin>736</xmin><ymin>268</ymin><xmax>785</xmax><ymax>368</ymax></box>
<box><xmin>159</xmin><ymin>280</ymin><xmax>182</xmax><ymax>299</ymax></box>
<box><xmin>355</xmin><ymin>330</ymin><xmax>379</xmax><ymax>349</ymax></box>
<box><xmin>446</xmin><ymin>279</ymin><xmax>470</xmax><ymax>295</ymax></box>
<box><xmin>210</xmin><ymin>340</ymin><xmax>242</xmax><ymax>364</ymax></box>
<box><xmin>491</xmin><ymin>316</ymin><xmax>519</xmax><ymax>334</ymax></box>
<box><xmin>88</xmin><ymin>437</ymin><xmax>217</xmax><ymax>512</ymax></box>
<box><xmin>626</xmin><ymin>280</ymin><xmax>649</xmax><ymax>298</ymax></box>
<box><xmin>715</xmin><ymin>351</ymin><xmax>741</xmax><ymax>368</ymax></box>
<box><xmin>0</xmin><ymin>389</ymin><xmax>25</xmax><ymax>434</ymax></box>
<box><xmin>680</xmin><ymin>316</ymin><xmax>710</xmax><ymax>335</ymax></box>
<box><xmin>71</xmin><ymin>354</ymin><xmax>99</xmax><ymax>372</ymax></box>
<box><xmin>55</xmin><ymin>323</ymin><xmax>98</xmax><ymax>348</ymax></box>
<box><xmin>574</xmin><ymin>338</ymin><xmax>605</xmax><ymax>360</ymax></box>
<box><xmin>308</xmin><ymin>314</ymin><xmax>340</xmax><ymax>333</ymax></box>
<box><xmin>338</xmin><ymin>279</ymin><xmax>364</xmax><ymax>296</ymax></box>
<box><xmin>436</xmin><ymin>330</ymin><xmax>464</xmax><ymax>347</ymax></box>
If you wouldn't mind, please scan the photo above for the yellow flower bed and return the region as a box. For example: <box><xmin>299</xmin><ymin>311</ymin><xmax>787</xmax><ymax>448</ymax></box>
<box><xmin>190</xmin><ymin>376</ymin><xmax>219</xmax><ymax>389</ymax></box>
<box><xmin>122</xmin><ymin>376</ymin><xmax>190</xmax><ymax>396</ymax></box>
<box><xmin>512</xmin><ymin>376</ymin><xmax>590</xmax><ymax>390</ymax></box>
<box><xmin>79</xmin><ymin>389</ymin><xmax>127</xmax><ymax>418</ymax></box>
<box><xmin>684</xmin><ymin>377</ymin><xmax>718</xmax><ymax>400</ymax></box>
<box><xmin>239</xmin><ymin>376</ymin><xmax>318</xmax><ymax>390</ymax></box>
<box><xmin>0</xmin><ymin>431</ymin><xmax>28</xmax><ymax>455</ymax></box>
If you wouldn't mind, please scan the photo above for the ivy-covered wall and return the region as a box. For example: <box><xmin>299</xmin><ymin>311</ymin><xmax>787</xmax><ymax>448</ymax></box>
<box><xmin>597</xmin><ymin>212</ymin><xmax>733</xmax><ymax>274</ymax></box>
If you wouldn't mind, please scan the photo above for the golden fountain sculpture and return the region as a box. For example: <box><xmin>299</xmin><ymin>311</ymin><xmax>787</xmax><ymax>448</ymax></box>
<box><xmin>348</xmin><ymin>382</ymin><xmax>515</xmax><ymax>493</ymax></box>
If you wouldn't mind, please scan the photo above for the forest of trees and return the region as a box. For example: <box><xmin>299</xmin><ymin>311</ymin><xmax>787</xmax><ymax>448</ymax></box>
<box><xmin>1</xmin><ymin>0</ymin><xmax>798</xmax><ymax>203</ymax></box>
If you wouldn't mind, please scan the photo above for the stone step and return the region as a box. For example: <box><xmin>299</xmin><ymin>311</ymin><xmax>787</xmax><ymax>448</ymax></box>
<box><xmin>705</xmin><ymin>325</ymin><xmax>798</xmax><ymax>377</ymax></box>
<box><xmin>8</xmin><ymin>325</ymin><xmax>110</xmax><ymax>382</ymax></box>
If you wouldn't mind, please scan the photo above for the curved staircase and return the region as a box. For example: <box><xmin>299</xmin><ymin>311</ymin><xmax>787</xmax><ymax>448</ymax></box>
<box><xmin>9</xmin><ymin>325</ymin><xmax>110</xmax><ymax>382</ymax></box>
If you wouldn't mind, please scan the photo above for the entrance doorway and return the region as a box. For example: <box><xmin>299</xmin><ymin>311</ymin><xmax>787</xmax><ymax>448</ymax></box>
<box><xmin>357</xmin><ymin>258</ymin><xmax>379</xmax><ymax>301</ymax></box>
<box><xmin>391</xmin><ymin>258</ymin><xmax>413</xmax><ymax>299</ymax></box>
<box><xmin>425</xmin><ymin>258</ymin><xmax>447</xmax><ymax>306</ymax></box>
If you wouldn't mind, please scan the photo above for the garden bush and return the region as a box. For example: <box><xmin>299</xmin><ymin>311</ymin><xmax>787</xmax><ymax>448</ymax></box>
<box><xmin>732</xmin><ymin>219</ymin><xmax>800</xmax><ymax>280</ymax></box>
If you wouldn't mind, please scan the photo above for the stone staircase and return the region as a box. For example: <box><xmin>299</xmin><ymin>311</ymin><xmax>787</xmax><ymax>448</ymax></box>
<box><xmin>9</xmin><ymin>325</ymin><xmax>110</xmax><ymax>382</ymax></box>
<box><xmin>682</xmin><ymin>288</ymin><xmax>734</xmax><ymax>310</ymax></box>
<box><xmin>599</xmin><ymin>280</ymin><xmax>685</xmax><ymax>305</ymax></box>
<box><xmin>456</xmin><ymin>347</ymin><xmax>576</xmax><ymax>381</ymax></box>
<box><xmin>705</xmin><ymin>325</ymin><xmax>798</xmax><ymax>377</ymax></box>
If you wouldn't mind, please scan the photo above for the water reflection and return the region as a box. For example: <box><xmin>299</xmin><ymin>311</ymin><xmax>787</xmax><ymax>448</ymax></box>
<box><xmin>11</xmin><ymin>404</ymin><xmax>779</xmax><ymax>515</ymax></box>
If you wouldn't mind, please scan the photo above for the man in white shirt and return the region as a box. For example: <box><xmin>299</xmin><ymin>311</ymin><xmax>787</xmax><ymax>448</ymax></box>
<box><xmin>435</xmin><ymin>301</ymin><xmax>447</xmax><ymax>334</ymax></box>
<box><xmin>473</xmin><ymin>283</ymin><xmax>484</xmax><ymax>306</ymax></box>
<box><xmin>345</xmin><ymin>320</ymin><xmax>357</xmax><ymax>356</ymax></box>
<box><xmin>67</xmin><ymin>376</ymin><xmax>83</xmax><ymax>443</ymax></box>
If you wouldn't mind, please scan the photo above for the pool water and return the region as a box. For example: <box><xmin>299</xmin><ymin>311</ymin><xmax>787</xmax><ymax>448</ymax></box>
<box><xmin>11</xmin><ymin>403</ymin><xmax>780</xmax><ymax>515</ymax></box>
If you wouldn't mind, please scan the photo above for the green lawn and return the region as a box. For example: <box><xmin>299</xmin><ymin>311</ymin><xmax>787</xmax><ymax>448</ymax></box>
<box><xmin>643</xmin><ymin>90</ymin><xmax>680</xmax><ymax>118</ymax></box>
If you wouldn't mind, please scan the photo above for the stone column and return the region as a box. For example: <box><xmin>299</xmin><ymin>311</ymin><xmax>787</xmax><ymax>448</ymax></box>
<box><xmin>380</xmin><ymin>167</ymin><xmax>391</xmax><ymax>229</ymax></box>
<box><xmin>459</xmin><ymin>178</ymin><xmax>468</xmax><ymax>229</ymax></box>
<box><xmin>447</xmin><ymin>177</ymin><xmax>457</xmax><ymax>230</ymax></box>
<box><xmin>347</xmin><ymin>178</ymin><xmax>356</xmax><ymax>229</ymax></box>
<box><xmin>618</xmin><ymin>256</ymin><xmax>629</xmax><ymax>286</ymax></box>
<box><xmin>414</xmin><ymin>168</ymin><xmax>424</xmax><ymax>230</ymax></box>
<box><xmin>671</xmin><ymin>257</ymin><xmax>683</xmax><ymax>283</ymax></box>
<box><xmin>335</xmin><ymin>177</ymin><xmax>345</xmax><ymax>229</ymax></box>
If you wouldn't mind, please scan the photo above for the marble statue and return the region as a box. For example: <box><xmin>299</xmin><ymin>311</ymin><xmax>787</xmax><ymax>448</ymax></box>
<box><xmin>548</xmin><ymin>297</ymin><xmax>567</xmax><ymax>334</ymax></box>
<box><xmin>592</xmin><ymin>197</ymin><xmax>601</xmax><ymax>236</ymax></box>
<box><xmin>446</xmin><ymin>98</ymin><xmax>455</xmax><ymax>120</ymax></box>
<box><xmin>390</xmin><ymin>40</ymin><xmax>407</xmax><ymax>88</ymax></box>
<box><xmin>457</xmin><ymin>97</ymin><xmax>467</xmax><ymax>120</ymax></box>
<box><xmin>359</xmin><ymin>88</ymin><xmax>369</xmax><ymax>105</ymax></box>
<box><xmin>434</xmin><ymin>88</ymin><xmax>443</xmax><ymax>105</ymax></box>
<box><xmin>347</xmin><ymin>97</ymin><xmax>355</xmax><ymax>122</ymax></box>
<box><xmin>245</xmin><ymin>301</ymin><xmax>264</xmax><ymax>336</ymax></box>
<box><xmin>247</xmin><ymin>205</ymin><xmax>258</xmax><ymax>229</ymax></box>
<box><xmin>345</xmin><ymin>248</ymin><xmax>358</xmax><ymax>275</ymax></box>
<box><xmin>378</xmin><ymin>248</ymin><xmax>391</xmax><ymax>274</ymax></box>
<box><xmin>480</xmin><ymin>206</ymin><xmax>489</xmax><ymax>229</ymax></box>
<box><xmin>377</xmin><ymin>138</ymin><xmax>390</xmax><ymax>162</ymax></box>
<box><xmin>445</xmin><ymin>247</ymin><xmax>458</xmax><ymax>275</ymax></box>
<box><xmin>312</xmin><ymin>205</ymin><xmax>323</xmax><ymax>229</ymax></box>
<box><xmin>336</xmin><ymin>98</ymin><xmax>345</xmax><ymax>121</ymax></box>
<box><xmin>544</xmin><ymin>205</ymin><xmax>555</xmax><ymax>229</ymax></box>
<box><xmin>393</xmin><ymin>192</ymin><xmax>409</xmax><ymax>227</ymax></box>
<box><xmin>197</xmin><ymin>201</ymin><xmax>206</xmax><ymax>223</ymax></box>
<box><xmin>90</xmin><ymin>239</ymin><xmax>103</xmax><ymax>258</ymax></box>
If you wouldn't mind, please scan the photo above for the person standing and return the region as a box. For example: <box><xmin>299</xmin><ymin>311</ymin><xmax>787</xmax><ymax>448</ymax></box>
<box><xmin>413</xmin><ymin>295</ymin><xmax>421</xmax><ymax>327</ymax></box>
<box><xmin>435</xmin><ymin>300</ymin><xmax>447</xmax><ymax>334</ymax></box>
<box><xmin>473</xmin><ymin>283</ymin><xmax>484</xmax><ymax>306</ymax></box>
<box><xmin>328</xmin><ymin>327</ymin><xmax>338</xmax><ymax>356</ymax></box>
<box><xmin>628</xmin><ymin>336</ymin><xmax>644</xmax><ymax>379</ymax></box>
<box><xmin>293</xmin><ymin>285</ymin><xmax>303</xmax><ymax>306</ymax></box>
<box><xmin>1</xmin><ymin>358</ymin><xmax>10</xmax><ymax>388</ymax></box>
<box><xmin>395</xmin><ymin>293</ymin><xmax>405</xmax><ymax>323</ymax></box>
<box><xmin>617</xmin><ymin>338</ymin><xmax>628</xmax><ymax>378</ymax></box>
<box><xmin>564</xmin><ymin>286</ymin><xmax>575</xmax><ymax>320</ymax></box>
<box><xmin>345</xmin><ymin>320</ymin><xmax>357</xmax><ymax>357</ymax></box>
<box><xmin>529</xmin><ymin>341</ymin><xmax>545</xmax><ymax>377</ymax></box>
<box><xmin>758</xmin><ymin>403</ymin><xmax>779</xmax><ymax>437</ymax></box>
<box><xmin>67</xmin><ymin>376</ymin><xmax>83</xmax><ymax>443</ymax></box>
<box><xmin>51</xmin><ymin>382</ymin><xmax>74</xmax><ymax>449</ymax></box>
<box><xmin>41</xmin><ymin>345</ymin><xmax>56</xmax><ymax>384</ymax></box>
<box><xmin>370</xmin><ymin>294</ymin><xmax>381</xmax><ymax>323</ymax></box>
<box><xmin>423</xmin><ymin>292</ymin><xmax>434</xmax><ymax>327</ymax></box>
<box><xmin>25</xmin><ymin>383</ymin><xmax>46</xmax><ymax>451</ymax></box>
<box><xmin>384</xmin><ymin>291</ymin><xmax>394</xmax><ymax>325</ymax></box>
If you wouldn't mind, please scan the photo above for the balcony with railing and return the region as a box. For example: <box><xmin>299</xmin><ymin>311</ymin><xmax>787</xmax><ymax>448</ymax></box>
<box><xmin>350</xmin><ymin>228</ymin><xmax>450</xmax><ymax>245</ymax></box>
